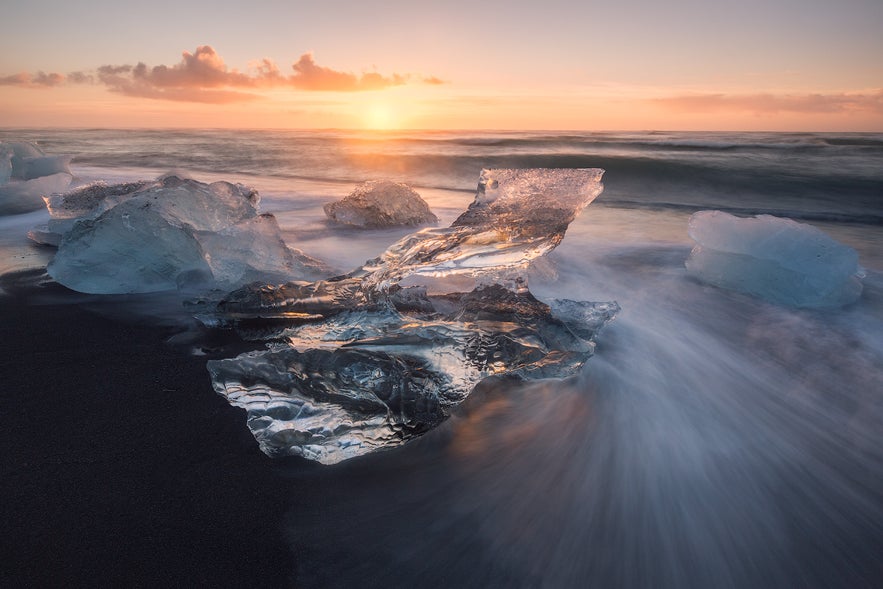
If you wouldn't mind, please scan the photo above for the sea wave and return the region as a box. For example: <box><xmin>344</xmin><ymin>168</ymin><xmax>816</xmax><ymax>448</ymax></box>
<box><xmin>4</xmin><ymin>128</ymin><xmax>882</xmax><ymax>218</ymax></box>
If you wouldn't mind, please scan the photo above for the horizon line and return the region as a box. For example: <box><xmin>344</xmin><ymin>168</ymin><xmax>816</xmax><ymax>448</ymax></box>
<box><xmin>2</xmin><ymin>126</ymin><xmax>882</xmax><ymax>135</ymax></box>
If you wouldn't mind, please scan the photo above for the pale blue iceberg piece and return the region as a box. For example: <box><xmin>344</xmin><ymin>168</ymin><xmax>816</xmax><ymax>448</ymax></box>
<box><xmin>46</xmin><ymin>175</ymin><xmax>329</xmax><ymax>294</ymax></box>
<box><xmin>685</xmin><ymin>210</ymin><xmax>863</xmax><ymax>308</ymax></box>
<box><xmin>0</xmin><ymin>141</ymin><xmax>73</xmax><ymax>215</ymax></box>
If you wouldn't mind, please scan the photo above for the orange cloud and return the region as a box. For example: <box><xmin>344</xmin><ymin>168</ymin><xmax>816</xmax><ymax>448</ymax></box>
<box><xmin>287</xmin><ymin>52</ymin><xmax>407</xmax><ymax>91</ymax></box>
<box><xmin>2</xmin><ymin>45</ymin><xmax>432</xmax><ymax>103</ymax></box>
<box><xmin>654</xmin><ymin>90</ymin><xmax>883</xmax><ymax>115</ymax></box>
<box><xmin>97</xmin><ymin>65</ymin><xmax>260</xmax><ymax>103</ymax></box>
<box><xmin>95</xmin><ymin>49</ymin><xmax>260</xmax><ymax>103</ymax></box>
<box><xmin>129</xmin><ymin>46</ymin><xmax>254</xmax><ymax>89</ymax></box>
<box><xmin>0</xmin><ymin>71</ymin><xmax>65</xmax><ymax>87</ymax></box>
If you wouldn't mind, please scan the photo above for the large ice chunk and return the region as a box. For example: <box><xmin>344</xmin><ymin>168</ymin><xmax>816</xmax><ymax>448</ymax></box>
<box><xmin>45</xmin><ymin>175</ymin><xmax>330</xmax><ymax>294</ymax></box>
<box><xmin>685</xmin><ymin>210</ymin><xmax>864</xmax><ymax>308</ymax></box>
<box><xmin>208</xmin><ymin>286</ymin><xmax>617</xmax><ymax>464</ymax></box>
<box><xmin>0</xmin><ymin>141</ymin><xmax>73</xmax><ymax>215</ymax></box>
<box><xmin>324</xmin><ymin>180</ymin><xmax>438</xmax><ymax>227</ymax></box>
<box><xmin>207</xmin><ymin>168</ymin><xmax>614</xmax><ymax>464</ymax></box>
<box><xmin>359</xmin><ymin>168</ymin><xmax>605</xmax><ymax>291</ymax></box>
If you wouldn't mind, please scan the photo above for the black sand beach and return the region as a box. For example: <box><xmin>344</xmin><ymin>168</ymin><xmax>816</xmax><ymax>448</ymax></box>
<box><xmin>0</xmin><ymin>274</ymin><xmax>294</xmax><ymax>587</ymax></box>
<box><xmin>2</xmin><ymin>270</ymin><xmax>882</xmax><ymax>588</ymax></box>
<box><xmin>0</xmin><ymin>274</ymin><xmax>523</xmax><ymax>589</ymax></box>
<box><xmin>1</xmin><ymin>129</ymin><xmax>880</xmax><ymax>587</ymax></box>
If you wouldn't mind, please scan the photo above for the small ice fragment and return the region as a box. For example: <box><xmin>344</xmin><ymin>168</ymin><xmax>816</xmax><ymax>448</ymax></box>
<box><xmin>0</xmin><ymin>145</ymin><xmax>13</xmax><ymax>185</ymax></box>
<box><xmin>685</xmin><ymin>210</ymin><xmax>863</xmax><ymax>308</ymax></box>
<box><xmin>0</xmin><ymin>141</ymin><xmax>73</xmax><ymax>215</ymax></box>
<box><xmin>0</xmin><ymin>173</ymin><xmax>74</xmax><ymax>215</ymax></box>
<box><xmin>26</xmin><ymin>225</ymin><xmax>61</xmax><ymax>247</ymax></box>
<box><xmin>7</xmin><ymin>141</ymin><xmax>45</xmax><ymax>161</ymax></box>
<box><xmin>324</xmin><ymin>180</ymin><xmax>438</xmax><ymax>227</ymax></box>
<box><xmin>14</xmin><ymin>155</ymin><xmax>73</xmax><ymax>181</ymax></box>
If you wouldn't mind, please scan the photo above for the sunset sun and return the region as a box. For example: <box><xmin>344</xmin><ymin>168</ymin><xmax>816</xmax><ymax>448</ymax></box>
<box><xmin>363</xmin><ymin>102</ymin><xmax>398</xmax><ymax>130</ymax></box>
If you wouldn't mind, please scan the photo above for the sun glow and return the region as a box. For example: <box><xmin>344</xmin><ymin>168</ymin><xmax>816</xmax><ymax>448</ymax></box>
<box><xmin>363</xmin><ymin>102</ymin><xmax>398</xmax><ymax>130</ymax></box>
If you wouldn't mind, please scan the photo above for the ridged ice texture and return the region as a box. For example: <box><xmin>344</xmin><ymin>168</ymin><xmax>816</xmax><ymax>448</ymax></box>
<box><xmin>685</xmin><ymin>210</ymin><xmax>864</xmax><ymax>308</ymax></box>
<box><xmin>207</xmin><ymin>168</ymin><xmax>616</xmax><ymax>464</ymax></box>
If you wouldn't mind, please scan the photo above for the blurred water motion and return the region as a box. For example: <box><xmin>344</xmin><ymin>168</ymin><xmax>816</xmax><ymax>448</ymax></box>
<box><xmin>279</xmin><ymin>243</ymin><xmax>882</xmax><ymax>589</ymax></box>
<box><xmin>3</xmin><ymin>128</ymin><xmax>880</xmax><ymax>587</ymax></box>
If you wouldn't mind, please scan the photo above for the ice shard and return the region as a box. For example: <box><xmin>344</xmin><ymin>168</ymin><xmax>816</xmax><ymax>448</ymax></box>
<box><xmin>207</xmin><ymin>169</ymin><xmax>617</xmax><ymax>464</ymax></box>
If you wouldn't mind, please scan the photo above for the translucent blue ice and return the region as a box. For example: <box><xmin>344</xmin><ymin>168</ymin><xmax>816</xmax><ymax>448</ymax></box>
<box><xmin>44</xmin><ymin>175</ymin><xmax>329</xmax><ymax>293</ymax></box>
<box><xmin>0</xmin><ymin>141</ymin><xmax>72</xmax><ymax>215</ymax></box>
<box><xmin>686</xmin><ymin>210</ymin><xmax>864</xmax><ymax>308</ymax></box>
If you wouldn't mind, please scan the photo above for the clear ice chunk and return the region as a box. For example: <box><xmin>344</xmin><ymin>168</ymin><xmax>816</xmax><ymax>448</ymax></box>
<box><xmin>324</xmin><ymin>180</ymin><xmax>438</xmax><ymax>227</ymax></box>
<box><xmin>685</xmin><ymin>210</ymin><xmax>864</xmax><ymax>308</ymax></box>
<box><xmin>0</xmin><ymin>141</ymin><xmax>73</xmax><ymax>215</ymax></box>
<box><xmin>45</xmin><ymin>175</ymin><xmax>330</xmax><ymax>294</ymax></box>
<box><xmin>207</xmin><ymin>168</ymin><xmax>616</xmax><ymax>464</ymax></box>
<box><xmin>196</xmin><ymin>214</ymin><xmax>330</xmax><ymax>288</ymax></box>
<box><xmin>359</xmin><ymin>168</ymin><xmax>605</xmax><ymax>291</ymax></box>
<box><xmin>208</xmin><ymin>287</ymin><xmax>618</xmax><ymax>464</ymax></box>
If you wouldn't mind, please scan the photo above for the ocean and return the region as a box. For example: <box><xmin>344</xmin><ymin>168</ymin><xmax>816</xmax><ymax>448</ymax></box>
<box><xmin>1</xmin><ymin>128</ymin><xmax>881</xmax><ymax>587</ymax></box>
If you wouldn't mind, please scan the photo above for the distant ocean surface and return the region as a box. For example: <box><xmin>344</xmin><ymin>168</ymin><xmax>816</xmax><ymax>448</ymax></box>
<box><xmin>2</xmin><ymin>128</ymin><xmax>882</xmax><ymax>587</ymax></box>
<box><xmin>4</xmin><ymin>128</ymin><xmax>881</xmax><ymax>271</ymax></box>
<box><xmin>7</xmin><ymin>128</ymin><xmax>883</xmax><ymax>221</ymax></box>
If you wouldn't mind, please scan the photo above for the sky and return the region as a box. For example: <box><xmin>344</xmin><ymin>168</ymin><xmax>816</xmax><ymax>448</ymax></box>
<box><xmin>1</xmin><ymin>0</ymin><xmax>881</xmax><ymax>131</ymax></box>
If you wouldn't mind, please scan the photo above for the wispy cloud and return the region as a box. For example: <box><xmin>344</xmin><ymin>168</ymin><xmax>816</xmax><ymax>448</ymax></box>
<box><xmin>0</xmin><ymin>71</ymin><xmax>65</xmax><ymax>87</ymax></box>
<box><xmin>2</xmin><ymin>45</ymin><xmax>436</xmax><ymax>103</ymax></box>
<box><xmin>653</xmin><ymin>90</ymin><xmax>883</xmax><ymax>115</ymax></box>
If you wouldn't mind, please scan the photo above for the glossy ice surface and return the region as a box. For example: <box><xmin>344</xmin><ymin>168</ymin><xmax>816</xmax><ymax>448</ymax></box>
<box><xmin>207</xmin><ymin>168</ymin><xmax>616</xmax><ymax>463</ymax></box>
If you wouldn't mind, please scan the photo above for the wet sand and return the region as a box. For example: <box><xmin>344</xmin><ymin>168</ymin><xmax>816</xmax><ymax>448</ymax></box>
<box><xmin>2</xmin><ymin>270</ymin><xmax>881</xmax><ymax>589</ymax></box>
